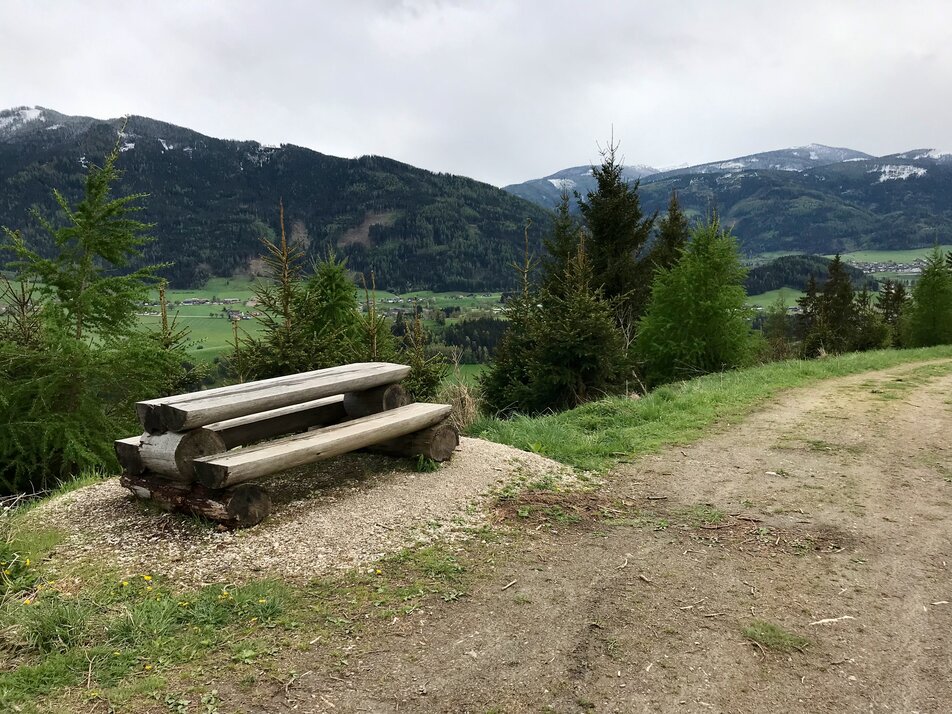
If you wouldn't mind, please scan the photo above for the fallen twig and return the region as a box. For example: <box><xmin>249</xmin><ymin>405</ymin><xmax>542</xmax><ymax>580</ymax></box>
<box><xmin>638</xmin><ymin>574</ymin><xmax>653</xmax><ymax>584</ymax></box>
<box><xmin>501</xmin><ymin>579</ymin><xmax>518</xmax><ymax>591</ymax></box>
<box><xmin>617</xmin><ymin>558</ymin><xmax>628</xmax><ymax>570</ymax></box>
<box><xmin>809</xmin><ymin>615</ymin><xmax>855</xmax><ymax>626</ymax></box>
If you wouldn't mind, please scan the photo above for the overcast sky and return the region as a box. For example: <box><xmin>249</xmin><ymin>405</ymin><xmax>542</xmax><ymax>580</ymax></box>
<box><xmin>2</xmin><ymin>0</ymin><xmax>951</xmax><ymax>186</ymax></box>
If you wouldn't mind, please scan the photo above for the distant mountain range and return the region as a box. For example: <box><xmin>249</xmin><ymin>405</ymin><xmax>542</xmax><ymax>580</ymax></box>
<box><xmin>3</xmin><ymin>105</ymin><xmax>950</xmax><ymax>291</ymax></box>
<box><xmin>0</xmin><ymin>106</ymin><xmax>552</xmax><ymax>290</ymax></box>
<box><xmin>505</xmin><ymin>144</ymin><xmax>952</xmax><ymax>256</ymax></box>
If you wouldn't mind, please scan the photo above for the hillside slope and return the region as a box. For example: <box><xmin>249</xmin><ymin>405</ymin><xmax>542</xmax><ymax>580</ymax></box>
<box><xmin>0</xmin><ymin>106</ymin><xmax>552</xmax><ymax>290</ymax></box>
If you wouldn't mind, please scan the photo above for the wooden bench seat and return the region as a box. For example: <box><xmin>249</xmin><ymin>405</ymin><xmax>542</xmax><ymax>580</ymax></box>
<box><xmin>137</xmin><ymin>362</ymin><xmax>410</xmax><ymax>433</ymax></box>
<box><xmin>193</xmin><ymin>402</ymin><xmax>452</xmax><ymax>488</ymax></box>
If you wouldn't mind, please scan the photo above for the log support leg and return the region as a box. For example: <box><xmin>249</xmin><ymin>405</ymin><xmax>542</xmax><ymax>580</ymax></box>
<box><xmin>368</xmin><ymin>418</ymin><xmax>459</xmax><ymax>462</ymax></box>
<box><xmin>120</xmin><ymin>474</ymin><xmax>272</xmax><ymax>529</ymax></box>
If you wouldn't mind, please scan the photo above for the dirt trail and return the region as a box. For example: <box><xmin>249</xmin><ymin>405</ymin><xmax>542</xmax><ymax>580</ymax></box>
<box><xmin>272</xmin><ymin>363</ymin><xmax>952</xmax><ymax>713</ymax></box>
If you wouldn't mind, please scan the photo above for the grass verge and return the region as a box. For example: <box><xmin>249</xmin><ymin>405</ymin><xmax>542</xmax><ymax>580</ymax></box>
<box><xmin>0</xmin><ymin>508</ymin><xmax>480</xmax><ymax>713</ymax></box>
<box><xmin>471</xmin><ymin>346</ymin><xmax>952</xmax><ymax>471</ymax></box>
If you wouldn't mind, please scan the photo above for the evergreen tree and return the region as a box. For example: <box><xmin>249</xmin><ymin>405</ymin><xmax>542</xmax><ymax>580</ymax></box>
<box><xmin>904</xmin><ymin>247</ymin><xmax>952</xmax><ymax>347</ymax></box>
<box><xmin>877</xmin><ymin>279</ymin><xmax>908</xmax><ymax>347</ymax></box>
<box><xmin>2</xmin><ymin>142</ymin><xmax>158</xmax><ymax>340</ymax></box>
<box><xmin>635</xmin><ymin>219</ymin><xmax>752</xmax><ymax>386</ymax></box>
<box><xmin>541</xmin><ymin>192</ymin><xmax>582</xmax><ymax>297</ymax></box>
<box><xmin>0</xmin><ymin>140</ymin><xmax>181</xmax><ymax>492</ymax></box>
<box><xmin>647</xmin><ymin>190</ymin><xmax>690</xmax><ymax>274</ymax></box>
<box><xmin>577</xmin><ymin>140</ymin><xmax>655</xmax><ymax>319</ymax></box>
<box><xmin>818</xmin><ymin>254</ymin><xmax>857</xmax><ymax>353</ymax></box>
<box><xmin>852</xmin><ymin>286</ymin><xmax>889</xmax><ymax>352</ymax></box>
<box><xmin>479</xmin><ymin>223</ymin><xmax>540</xmax><ymax>415</ymax></box>
<box><xmin>796</xmin><ymin>275</ymin><xmax>822</xmax><ymax>349</ymax></box>
<box><xmin>525</xmin><ymin>238</ymin><xmax>631</xmax><ymax>412</ymax></box>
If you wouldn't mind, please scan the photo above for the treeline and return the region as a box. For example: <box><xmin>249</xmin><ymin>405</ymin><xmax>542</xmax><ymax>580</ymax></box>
<box><xmin>478</xmin><ymin>142</ymin><xmax>952</xmax><ymax>417</ymax></box>
<box><xmin>761</xmin><ymin>250</ymin><xmax>952</xmax><ymax>360</ymax></box>
<box><xmin>745</xmin><ymin>254</ymin><xmax>874</xmax><ymax>295</ymax></box>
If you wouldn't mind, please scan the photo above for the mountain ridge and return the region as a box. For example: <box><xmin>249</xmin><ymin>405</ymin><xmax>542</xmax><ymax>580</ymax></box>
<box><xmin>0</xmin><ymin>106</ymin><xmax>553</xmax><ymax>290</ymax></box>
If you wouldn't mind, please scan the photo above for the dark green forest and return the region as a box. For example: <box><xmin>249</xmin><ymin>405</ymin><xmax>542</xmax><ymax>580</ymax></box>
<box><xmin>0</xmin><ymin>113</ymin><xmax>552</xmax><ymax>291</ymax></box>
<box><xmin>744</xmin><ymin>254</ymin><xmax>876</xmax><ymax>294</ymax></box>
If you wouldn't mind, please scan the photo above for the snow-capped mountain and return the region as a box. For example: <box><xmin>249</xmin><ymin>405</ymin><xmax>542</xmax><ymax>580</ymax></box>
<box><xmin>503</xmin><ymin>163</ymin><xmax>658</xmax><ymax>207</ymax></box>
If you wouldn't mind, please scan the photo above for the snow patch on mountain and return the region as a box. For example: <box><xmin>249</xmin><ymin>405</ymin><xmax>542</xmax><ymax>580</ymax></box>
<box><xmin>548</xmin><ymin>178</ymin><xmax>576</xmax><ymax>190</ymax></box>
<box><xmin>159</xmin><ymin>138</ymin><xmax>173</xmax><ymax>151</ymax></box>
<box><xmin>0</xmin><ymin>106</ymin><xmax>45</xmax><ymax>135</ymax></box>
<box><xmin>869</xmin><ymin>165</ymin><xmax>927</xmax><ymax>182</ymax></box>
<box><xmin>912</xmin><ymin>149</ymin><xmax>951</xmax><ymax>160</ymax></box>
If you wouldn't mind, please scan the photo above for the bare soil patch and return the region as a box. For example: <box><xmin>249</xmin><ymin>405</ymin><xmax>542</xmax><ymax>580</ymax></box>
<box><xmin>260</xmin><ymin>362</ymin><xmax>952</xmax><ymax>713</ymax></box>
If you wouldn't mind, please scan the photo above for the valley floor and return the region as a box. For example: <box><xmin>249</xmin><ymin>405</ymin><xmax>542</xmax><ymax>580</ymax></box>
<box><xmin>267</xmin><ymin>362</ymin><xmax>952</xmax><ymax>713</ymax></box>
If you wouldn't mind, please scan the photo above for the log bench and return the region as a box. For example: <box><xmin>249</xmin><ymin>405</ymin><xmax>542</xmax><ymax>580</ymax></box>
<box><xmin>115</xmin><ymin>362</ymin><xmax>458</xmax><ymax>528</ymax></box>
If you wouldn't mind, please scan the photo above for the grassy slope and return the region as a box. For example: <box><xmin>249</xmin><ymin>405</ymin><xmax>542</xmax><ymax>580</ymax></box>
<box><xmin>472</xmin><ymin>346</ymin><xmax>952</xmax><ymax>471</ymax></box>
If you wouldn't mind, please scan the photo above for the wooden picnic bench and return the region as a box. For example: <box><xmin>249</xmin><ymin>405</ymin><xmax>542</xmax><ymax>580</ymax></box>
<box><xmin>115</xmin><ymin>362</ymin><xmax>458</xmax><ymax>528</ymax></box>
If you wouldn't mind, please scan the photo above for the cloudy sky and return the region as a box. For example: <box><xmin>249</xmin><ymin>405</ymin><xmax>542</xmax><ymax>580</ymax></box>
<box><xmin>2</xmin><ymin>0</ymin><xmax>951</xmax><ymax>186</ymax></box>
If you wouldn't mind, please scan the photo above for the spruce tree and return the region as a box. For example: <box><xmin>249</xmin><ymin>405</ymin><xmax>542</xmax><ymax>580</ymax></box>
<box><xmin>819</xmin><ymin>254</ymin><xmax>857</xmax><ymax>353</ymax></box>
<box><xmin>635</xmin><ymin>218</ymin><xmax>752</xmax><ymax>386</ymax></box>
<box><xmin>647</xmin><ymin>190</ymin><xmax>690</xmax><ymax>274</ymax></box>
<box><xmin>2</xmin><ymin>142</ymin><xmax>157</xmax><ymax>340</ymax></box>
<box><xmin>526</xmin><ymin>238</ymin><xmax>631</xmax><ymax>412</ymax></box>
<box><xmin>877</xmin><ymin>279</ymin><xmax>908</xmax><ymax>347</ymax></box>
<box><xmin>904</xmin><ymin>247</ymin><xmax>952</xmax><ymax>347</ymax></box>
<box><xmin>478</xmin><ymin>223</ymin><xmax>540</xmax><ymax>415</ymax></box>
<box><xmin>541</xmin><ymin>191</ymin><xmax>581</xmax><ymax>297</ymax></box>
<box><xmin>852</xmin><ymin>286</ymin><xmax>889</xmax><ymax>351</ymax></box>
<box><xmin>0</xmin><ymin>140</ymin><xmax>181</xmax><ymax>492</ymax></box>
<box><xmin>577</xmin><ymin>140</ymin><xmax>655</xmax><ymax>319</ymax></box>
<box><xmin>763</xmin><ymin>294</ymin><xmax>793</xmax><ymax>360</ymax></box>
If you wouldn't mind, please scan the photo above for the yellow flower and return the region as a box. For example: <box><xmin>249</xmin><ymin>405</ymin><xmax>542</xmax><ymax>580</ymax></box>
<box><xmin>22</xmin><ymin>598</ymin><xmax>31</xmax><ymax>605</ymax></box>
<box><xmin>3</xmin><ymin>569</ymin><xmax>9</xmax><ymax>575</ymax></box>
<box><xmin>113</xmin><ymin>651</ymin><xmax>121</xmax><ymax>656</ymax></box>
<box><xmin>375</xmin><ymin>569</ymin><xmax>382</xmax><ymax>575</ymax></box>
<box><xmin>257</xmin><ymin>598</ymin><xmax>266</xmax><ymax>604</ymax></box>
<box><xmin>142</xmin><ymin>575</ymin><xmax>152</xmax><ymax>581</ymax></box>
<box><xmin>144</xmin><ymin>664</ymin><xmax>153</xmax><ymax>671</ymax></box>
<box><xmin>121</xmin><ymin>581</ymin><xmax>129</xmax><ymax>587</ymax></box>
<box><xmin>24</xmin><ymin>559</ymin><xmax>30</xmax><ymax>567</ymax></box>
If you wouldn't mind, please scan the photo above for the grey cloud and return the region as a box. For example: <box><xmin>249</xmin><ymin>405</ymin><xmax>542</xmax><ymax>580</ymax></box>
<box><xmin>2</xmin><ymin>0</ymin><xmax>951</xmax><ymax>186</ymax></box>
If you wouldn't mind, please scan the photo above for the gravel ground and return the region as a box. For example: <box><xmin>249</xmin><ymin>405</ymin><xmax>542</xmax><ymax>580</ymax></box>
<box><xmin>24</xmin><ymin>437</ymin><xmax>579</xmax><ymax>587</ymax></box>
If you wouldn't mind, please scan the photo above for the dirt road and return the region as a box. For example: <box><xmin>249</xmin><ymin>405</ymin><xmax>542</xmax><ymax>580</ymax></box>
<box><xmin>272</xmin><ymin>363</ymin><xmax>952</xmax><ymax>713</ymax></box>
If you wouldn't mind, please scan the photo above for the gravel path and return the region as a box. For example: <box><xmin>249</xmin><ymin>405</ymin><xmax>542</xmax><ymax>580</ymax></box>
<box><xmin>26</xmin><ymin>437</ymin><xmax>576</xmax><ymax>587</ymax></box>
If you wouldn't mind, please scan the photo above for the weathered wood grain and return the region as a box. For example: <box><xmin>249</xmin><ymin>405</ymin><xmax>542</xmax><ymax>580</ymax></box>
<box><xmin>137</xmin><ymin>362</ymin><xmax>410</xmax><ymax>433</ymax></box>
<box><xmin>193</xmin><ymin>402</ymin><xmax>452</xmax><ymax>488</ymax></box>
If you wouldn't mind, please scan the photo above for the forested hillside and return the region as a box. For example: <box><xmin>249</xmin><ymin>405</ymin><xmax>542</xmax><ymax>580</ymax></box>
<box><xmin>744</xmin><ymin>254</ymin><xmax>875</xmax><ymax>294</ymax></box>
<box><xmin>0</xmin><ymin>107</ymin><xmax>551</xmax><ymax>290</ymax></box>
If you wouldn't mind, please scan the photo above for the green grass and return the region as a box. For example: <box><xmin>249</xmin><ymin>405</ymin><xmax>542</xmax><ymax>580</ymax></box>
<box><xmin>0</xmin><ymin>503</ymin><xmax>476</xmax><ymax>714</ymax></box>
<box><xmin>745</xmin><ymin>287</ymin><xmax>806</xmax><ymax>308</ymax></box>
<box><xmin>471</xmin><ymin>346</ymin><xmax>952</xmax><ymax>471</ymax></box>
<box><xmin>743</xmin><ymin>620</ymin><xmax>810</xmax><ymax>652</ymax></box>
<box><xmin>830</xmin><ymin>245</ymin><xmax>952</xmax><ymax>263</ymax></box>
